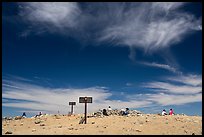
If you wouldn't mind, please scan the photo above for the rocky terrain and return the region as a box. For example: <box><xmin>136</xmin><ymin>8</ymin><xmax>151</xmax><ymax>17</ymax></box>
<box><xmin>2</xmin><ymin>110</ymin><xmax>202</xmax><ymax>135</ymax></box>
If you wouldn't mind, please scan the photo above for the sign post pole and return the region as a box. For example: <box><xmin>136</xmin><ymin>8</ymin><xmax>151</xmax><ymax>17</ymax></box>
<box><xmin>71</xmin><ymin>104</ymin><xmax>74</xmax><ymax>115</ymax></box>
<box><xmin>69</xmin><ymin>102</ymin><xmax>76</xmax><ymax>115</ymax></box>
<box><xmin>79</xmin><ymin>96</ymin><xmax>92</xmax><ymax>124</ymax></box>
<box><xmin>84</xmin><ymin>97</ymin><xmax>87</xmax><ymax>124</ymax></box>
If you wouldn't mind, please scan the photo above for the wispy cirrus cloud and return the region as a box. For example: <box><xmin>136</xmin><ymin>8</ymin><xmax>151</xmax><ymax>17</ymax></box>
<box><xmin>17</xmin><ymin>2</ymin><xmax>202</xmax><ymax>60</ymax></box>
<box><xmin>146</xmin><ymin>93</ymin><xmax>202</xmax><ymax>106</ymax></box>
<box><xmin>18</xmin><ymin>2</ymin><xmax>81</xmax><ymax>36</ymax></box>
<box><xmin>2</xmin><ymin>76</ymin><xmax>151</xmax><ymax>115</ymax></box>
<box><xmin>144</xmin><ymin>74</ymin><xmax>202</xmax><ymax>95</ymax></box>
<box><xmin>2</xmin><ymin>73</ymin><xmax>202</xmax><ymax>115</ymax></box>
<box><xmin>140</xmin><ymin>61</ymin><xmax>182</xmax><ymax>74</ymax></box>
<box><xmin>166</xmin><ymin>74</ymin><xmax>202</xmax><ymax>86</ymax></box>
<box><xmin>126</xmin><ymin>74</ymin><xmax>202</xmax><ymax>106</ymax></box>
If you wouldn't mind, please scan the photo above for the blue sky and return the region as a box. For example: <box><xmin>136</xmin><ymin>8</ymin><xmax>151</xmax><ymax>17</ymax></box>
<box><xmin>2</xmin><ymin>2</ymin><xmax>202</xmax><ymax>117</ymax></box>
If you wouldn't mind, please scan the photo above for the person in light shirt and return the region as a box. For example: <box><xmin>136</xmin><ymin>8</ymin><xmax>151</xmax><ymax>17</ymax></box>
<box><xmin>107</xmin><ymin>106</ymin><xmax>112</xmax><ymax>111</ymax></box>
<box><xmin>162</xmin><ymin>109</ymin><xmax>167</xmax><ymax>116</ymax></box>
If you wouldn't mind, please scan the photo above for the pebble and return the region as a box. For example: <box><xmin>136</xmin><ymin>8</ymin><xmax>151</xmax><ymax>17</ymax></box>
<box><xmin>92</xmin><ymin>121</ymin><xmax>95</xmax><ymax>124</ymax></box>
<box><xmin>32</xmin><ymin>129</ymin><xmax>36</xmax><ymax>132</ymax></box>
<box><xmin>55</xmin><ymin>116</ymin><xmax>60</xmax><ymax>119</ymax></box>
<box><xmin>68</xmin><ymin>127</ymin><xmax>74</xmax><ymax>130</ymax></box>
<box><xmin>35</xmin><ymin>121</ymin><xmax>41</xmax><ymax>124</ymax></box>
<box><xmin>57</xmin><ymin>125</ymin><xmax>62</xmax><ymax>128</ymax></box>
<box><xmin>135</xmin><ymin>129</ymin><xmax>142</xmax><ymax>132</ymax></box>
<box><xmin>20</xmin><ymin>123</ymin><xmax>23</xmax><ymax>126</ymax></box>
<box><xmin>5</xmin><ymin>131</ymin><xmax>13</xmax><ymax>134</ymax></box>
<box><xmin>40</xmin><ymin>123</ymin><xmax>45</xmax><ymax>126</ymax></box>
<box><xmin>146</xmin><ymin>120</ymin><xmax>150</xmax><ymax>122</ymax></box>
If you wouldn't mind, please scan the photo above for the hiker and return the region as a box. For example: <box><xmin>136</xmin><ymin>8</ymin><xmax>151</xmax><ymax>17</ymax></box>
<box><xmin>121</xmin><ymin>108</ymin><xmax>129</xmax><ymax>116</ymax></box>
<box><xmin>107</xmin><ymin>106</ymin><xmax>112</xmax><ymax>111</ymax></box>
<box><xmin>103</xmin><ymin>109</ymin><xmax>109</xmax><ymax>116</ymax></box>
<box><xmin>22</xmin><ymin>112</ymin><xmax>26</xmax><ymax>118</ymax></box>
<box><xmin>35</xmin><ymin>112</ymin><xmax>42</xmax><ymax>118</ymax></box>
<box><xmin>162</xmin><ymin>109</ymin><xmax>167</xmax><ymax>116</ymax></box>
<box><xmin>169</xmin><ymin>108</ymin><xmax>174</xmax><ymax>115</ymax></box>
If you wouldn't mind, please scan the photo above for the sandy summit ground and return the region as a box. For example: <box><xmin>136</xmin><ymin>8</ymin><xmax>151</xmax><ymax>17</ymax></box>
<box><xmin>2</xmin><ymin>114</ymin><xmax>202</xmax><ymax>135</ymax></box>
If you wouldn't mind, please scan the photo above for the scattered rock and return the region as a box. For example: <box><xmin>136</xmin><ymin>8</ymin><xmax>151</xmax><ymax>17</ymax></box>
<box><xmin>32</xmin><ymin>129</ymin><xmax>36</xmax><ymax>132</ymax></box>
<box><xmin>40</xmin><ymin>123</ymin><xmax>45</xmax><ymax>126</ymax></box>
<box><xmin>20</xmin><ymin>123</ymin><xmax>23</xmax><ymax>126</ymax></box>
<box><xmin>5</xmin><ymin>131</ymin><xmax>13</xmax><ymax>134</ymax></box>
<box><xmin>92</xmin><ymin>121</ymin><xmax>95</xmax><ymax>124</ymax></box>
<box><xmin>192</xmin><ymin>133</ymin><xmax>195</xmax><ymax>135</ymax></box>
<box><xmin>14</xmin><ymin>116</ymin><xmax>22</xmax><ymax>120</ymax></box>
<box><xmin>135</xmin><ymin>129</ymin><xmax>142</xmax><ymax>132</ymax></box>
<box><xmin>55</xmin><ymin>115</ymin><xmax>60</xmax><ymax>119</ymax></box>
<box><xmin>57</xmin><ymin>125</ymin><xmax>62</xmax><ymax>128</ymax></box>
<box><xmin>68</xmin><ymin>127</ymin><xmax>74</xmax><ymax>130</ymax></box>
<box><xmin>92</xmin><ymin>109</ymin><xmax>143</xmax><ymax>117</ymax></box>
<box><xmin>146</xmin><ymin>120</ymin><xmax>150</xmax><ymax>122</ymax></box>
<box><xmin>35</xmin><ymin>120</ymin><xmax>41</xmax><ymax>124</ymax></box>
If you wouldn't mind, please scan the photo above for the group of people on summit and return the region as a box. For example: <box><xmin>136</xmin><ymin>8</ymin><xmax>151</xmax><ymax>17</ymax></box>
<box><xmin>161</xmin><ymin>109</ymin><xmax>174</xmax><ymax>116</ymax></box>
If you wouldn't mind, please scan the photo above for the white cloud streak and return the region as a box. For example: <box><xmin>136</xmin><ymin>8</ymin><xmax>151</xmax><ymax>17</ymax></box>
<box><xmin>125</xmin><ymin>74</ymin><xmax>202</xmax><ymax>106</ymax></box>
<box><xmin>144</xmin><ymin>74</ymin><xmax>202</xmax><ymax>95</ymax></box>
<box><xmin>18</xmin><ymin>2</ymin><xmax>202</xmax><ymax>60</ymax></box>
<box><xmin>18</xmin><ymin>2</ymin><xmax>81</xmax><ymax>35</ymax></box>
<box><xmin>2</xmin><ymin>73</ymin><xmax>202</xmax><ymax>114</ymax></box>
<box><xmin>146</xmin><ymin>93</ymin><xmax>202</xmax><ymax>106</ymax></box>
<box><xmin>166</xmin><ymin>74</ymin><xmax>202</xmax><ymax>86</ymax></box>
<box><xmin>2</xmin><ymin>78</ymin><xmax>151</xmax><ymax>115</ymax></box>
<box><xmin>144</xmin><ymin>81</ymin><xmax>202</xmax><ymax>94</ymax></box>
<box><xmin>140</xmin><ymin>61</ymin><xmax>182</xmax><ymax>74</ymax></box>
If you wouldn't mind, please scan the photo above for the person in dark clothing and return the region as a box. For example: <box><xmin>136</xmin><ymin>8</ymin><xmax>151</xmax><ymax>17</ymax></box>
<box><xmin>103</xmin><ymin>109</ymin><xmax>108</xmax><ymax>116</ymax></box>
<box><xmin>22</xmin><ymin>112</ymin><xmax>26</xmax><ymax>117</ymax></box>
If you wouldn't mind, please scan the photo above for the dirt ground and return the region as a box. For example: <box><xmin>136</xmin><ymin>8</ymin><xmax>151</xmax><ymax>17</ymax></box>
<box><xmin>2</xmin><ymin>114</ymin><xmax>202</xmax><ymax>135</ymax></box>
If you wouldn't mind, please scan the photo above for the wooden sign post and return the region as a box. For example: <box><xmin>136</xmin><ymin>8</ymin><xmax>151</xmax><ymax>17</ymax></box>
<box><xmin>69</xmin><ymin>102</ymin><xmax>76</xmax><ymax>115</ymax></box>
<box><xmin>79</xmin><ymin>96</ymin><xmax>92</xmax><ymax>124</ymax></box>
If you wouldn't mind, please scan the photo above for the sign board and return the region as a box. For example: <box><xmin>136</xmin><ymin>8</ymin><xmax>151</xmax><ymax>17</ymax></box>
<box><xmin>79</xmin><ymin>97</ymin><xmax>92</xmax><ymax>103</ymax></box>
<box><xmin>69</xmin><ymin>102</ymin><xmax>76</xmax><ymax>105</ymax></box>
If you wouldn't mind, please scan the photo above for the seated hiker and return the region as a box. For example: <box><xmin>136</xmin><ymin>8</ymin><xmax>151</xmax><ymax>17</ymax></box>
<box><xmin>103</xmin><ymin>109</ymin><xmax>109</xmax><ymax>116</ymax></box>
<box><xmin>35</xmin><ymin>111</ymin><xmax>43</xmax><ymax>118</ymax></box>
<box><xmin>162</xmin><ymin>109</ymin><xmax>167</xmax><ymax>116</ymax></box>
<box><xmin>22</xmin><ymin>112</ymin><xmax>26</xmax><ymax>118</ymax></box>
<box><xmin>169</xmin><ymin>108</ymin><xmax>174</xmax><ymax>115</ymax></box>
<box><xmin>107</xmin><ymin>106</ymin><xmax>112</xmax><ymax>111</ymax></box>
<box><xmin>121</xmin><ymin>108</ymin><xmax>129</xmax><ymax>116</ymax></box>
